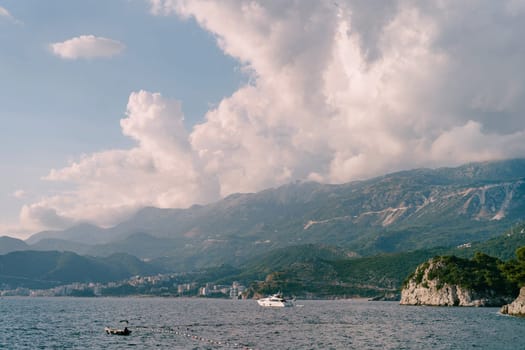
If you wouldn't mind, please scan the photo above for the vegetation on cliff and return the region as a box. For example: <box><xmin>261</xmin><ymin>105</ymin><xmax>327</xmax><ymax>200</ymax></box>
<box><xmin>428</xmin><ymin>253</ymin><xmax>516</xmax><ymax>294</ymax></box>
<box><xmin>404</xmin><ymin>247</ymin><xmax>525</xmax><ymax>299</ymax></box>
<box><xmin>500</xmin><ymin>246</ymin><xmax>525</xmax><ymax>287</ymax></box>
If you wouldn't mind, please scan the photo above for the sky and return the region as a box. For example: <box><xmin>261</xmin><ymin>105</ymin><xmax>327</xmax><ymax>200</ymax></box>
<box><xmin>2</xmin><ymin>0</ymin><xmax>525</xmax><ymax>238</ymax></box>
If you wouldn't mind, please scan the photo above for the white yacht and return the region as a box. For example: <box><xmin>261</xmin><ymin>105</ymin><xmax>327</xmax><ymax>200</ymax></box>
<box><xmin>257</xmin><ymin>293</ymin><xmax>295</xmax><ymax>307</ymax></box>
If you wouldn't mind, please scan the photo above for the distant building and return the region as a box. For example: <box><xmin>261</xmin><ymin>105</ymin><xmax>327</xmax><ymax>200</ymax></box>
<box><xmin>229</xmin><ymin>281</ymin><xmax>246</xmax><ymax>299</ymax></box>
<box><xmin>457</xmin><ymin>242</ymin><xmax>472</xmax><ymax>249</ymax></box>
<box><xmin>177</xmin><ymin>283</ymin><xmax>195</xmax><ymax>294</ymax></box>
<box><xmin>199</xmin><ymin>287</ymin><xmax>209</xmax><ymax>296</ymax></box>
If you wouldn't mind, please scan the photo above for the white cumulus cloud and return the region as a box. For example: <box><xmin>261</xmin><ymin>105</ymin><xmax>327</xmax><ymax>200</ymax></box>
<box><xmin>18</xmin><ymin>0</ymin><xmax>525</xmax><ymax>232</ymax></box>
<box><xmin>34</xmin><ymin>91</ymin><xmax>219</xmax><ymax>229</ymax></box>
<box><xmin>153</xmin><ymin>0</ymin><xmax>525</xmax><ymax>182</ymax></box>
<box><xmin>50</xmin><ymin>35</ymin><xmax>125</xmax><ymax>60</ymax></box>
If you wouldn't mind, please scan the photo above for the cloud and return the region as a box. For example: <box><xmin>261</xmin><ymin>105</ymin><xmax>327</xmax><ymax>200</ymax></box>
<box><xmin>18</xmin><ymin>0</ymin><xmax>525</xmax><ymax>231</ymax></box>
<box><xmin>430</xmin><ymin>121</ymin><xmax>525</xmax><ymax>166</ymax></box>
<box><xmin>148</xmin><ymin>0</ymin><xmax>177</xmax><ymax>15</ymax></box>
<box><xmin>0</xmin><ymin>223</ymin><xmax>33</xmax><ymax>239</ymax></box>
<box><xmin>50</xmin><ymin>35</ymin><xmax>125</xmax><ymax>60</ymax></box>
<box><xmin>11</xmin><ymin>190</ymin><xmax>27</xmax><ymax>199</ymax></box>
<box><xmin>20</xmin><ymin>203</ymin><xmax>75</xmax><ymax>232</ymax></box>
<box><xmin>0</xmin><ymin>5</ymin><xmax>21</xmax><ymax>24</ymax></box>
<box><xmin>0</xmin><ymin>6</ymin><xmax>9</xmax><ymax>17</ymax></box>
<box><xmin>152</xmin><ymin>0</ymin><xmax>525</xmax><ymax>182</ymax></box>
<box><xmin>39</xmin><ymin>91</ymin><xmax>219</xmax><ymax>228</ymax></box>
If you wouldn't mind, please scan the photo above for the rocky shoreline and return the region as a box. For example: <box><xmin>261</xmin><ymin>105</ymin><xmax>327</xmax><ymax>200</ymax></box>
<box><xmin>400</xmin><ymin>257</ymin><xmax>515</xmax><ymax>307</ymax></box>
<box><xmin>501</xmin><ymin>287</ymin><xmax>525</xmax><ymax>316</ymax></box>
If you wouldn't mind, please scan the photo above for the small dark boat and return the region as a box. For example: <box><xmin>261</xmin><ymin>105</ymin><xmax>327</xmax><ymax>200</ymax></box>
<box><xmin>105</xmin><ymin>326</ymin><xmax>131</xmax><ymax>336</ymax></box>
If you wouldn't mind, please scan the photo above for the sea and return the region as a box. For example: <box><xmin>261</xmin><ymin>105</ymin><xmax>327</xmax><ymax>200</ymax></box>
<box><xmin>0</xmin><ymin>297</ymin><xmax>523</xmax><ymax>349</ymax></box>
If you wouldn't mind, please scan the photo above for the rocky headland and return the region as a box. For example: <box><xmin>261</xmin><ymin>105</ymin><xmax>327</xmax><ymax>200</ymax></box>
<box><xmin>400</xmin><ymin>255</ymin><xmax>516</xmax><ymax>306</ymax></box>
<box><xmin>501</xmin><ymin>287</ymin><xmax>525</xmax><ymax>316</ymax></box>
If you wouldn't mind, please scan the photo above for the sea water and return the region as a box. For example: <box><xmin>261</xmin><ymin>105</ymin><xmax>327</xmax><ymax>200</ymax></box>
<box><xmin>0</xmin><ymin>297</ymin><xmax>523</xmax><ymax>349</ymax></box>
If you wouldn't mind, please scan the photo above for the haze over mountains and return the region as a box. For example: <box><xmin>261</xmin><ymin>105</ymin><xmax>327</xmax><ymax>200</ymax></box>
<box><xmin>3</xmin><ymin>159</ymin><xmax>524</xmax><ymax>271</ymax></box>
<box><xmin>0</xmin><ymin>250</ymin><xmax>160</xmax><ymax>290</ymax></box>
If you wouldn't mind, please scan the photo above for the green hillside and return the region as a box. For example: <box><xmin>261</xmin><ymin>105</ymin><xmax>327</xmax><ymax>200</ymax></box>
<box><xmin>0</xmin><ymin>236</ymin><xmax>28</xmax><ymax>255</ymax></box>
<box><xmin>208</xmin><ymin>223</ymin><xmax>525</xmax><ymax>298</ymax></box>
<box><xmin>24</xmin><ymin>159</ymin><xmax>525</xmax><ymax>270</ymax></box>
<box><xmin>451</xmin><ymin>222</ymin><xmax>525</xmax><ymax>260</ymax></box>
<box><xmin>0</xmin><ymin>251</ymin><xmax>162</xmax><ymax>289</ymax></box>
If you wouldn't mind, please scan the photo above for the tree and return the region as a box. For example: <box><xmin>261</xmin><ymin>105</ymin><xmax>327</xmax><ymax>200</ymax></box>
<box><xmin>501</xmin><ymin>247</ymin><xmax>525</xmax><ymax>287</ymax></box>
<box><xmin>516</xmin><ymin>246</ymin><xmax>525</xmax><ymax>263</ymax></box>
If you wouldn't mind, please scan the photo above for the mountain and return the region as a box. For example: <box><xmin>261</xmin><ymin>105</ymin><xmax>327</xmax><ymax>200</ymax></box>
<box><xmin>5</xmin><ymin>222</ymin><xmax>525</xmax><ymax>298</ymax></box>
<box><xmin>23</xmin><ymin>159</ymin><xmax>525</xmax><ymax>269</ymax></box>
<box><xmin>29</xmin><ymin>238</ymin><xmax>92</xmax><ymax>254</ymax></box>
<box><xmin>450</xmin><ymin>222</ymin><xmax>525</xmax><ymax>260</ymax></box>
<box><xmin>26</xmin><ymin>223</ymin><xmax>108</xmax><ymax>245</ymax></box>
<box><xmin>86</xmin><ymin>232</ymin><xmax>178</xmax><ymax>259</ymax></box>
<box><xmin>0</xmin><ymin>250</ymin><xmax>162</xmax><ymax>289</ymax></box>
<box><xmin>0</xmin><ymin>236</ymin><xmax>28</xmax><ymax>255</ymax></box>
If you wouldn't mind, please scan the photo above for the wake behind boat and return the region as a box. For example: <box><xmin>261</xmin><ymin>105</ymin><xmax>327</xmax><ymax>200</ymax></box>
<box><xmin>257</xmin><ymin>293</ymin><xmax>295</xmax><ymax>307</ymax></box>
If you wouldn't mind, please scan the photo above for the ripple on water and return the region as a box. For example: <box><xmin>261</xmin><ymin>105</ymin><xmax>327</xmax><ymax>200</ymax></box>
<box><xmin>0</xmin><ymin>298</ymin><xmax>524</xmax><ymax>349</ymax></box>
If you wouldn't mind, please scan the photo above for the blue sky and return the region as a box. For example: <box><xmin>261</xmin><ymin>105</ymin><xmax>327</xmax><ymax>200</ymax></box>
<box><xmin>2</xmin><ymin>0</ymin><xmax>525</xmax><ymax>238</ymax></box>
<box><xmin>1</xmin><ymin>0</ymin><xmax>242</xmax><ymax>235</ymax></box>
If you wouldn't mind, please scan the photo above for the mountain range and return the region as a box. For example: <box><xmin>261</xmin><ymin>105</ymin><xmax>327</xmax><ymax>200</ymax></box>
<box><xmin>5</xmin><ymin>158</ymin><xmax>525</xmax><ymax>271</ymax></box>
<box><xmin>0</xmin><ymin>250</ymin><xmax>160</xmax><ymax>290</ymax></box>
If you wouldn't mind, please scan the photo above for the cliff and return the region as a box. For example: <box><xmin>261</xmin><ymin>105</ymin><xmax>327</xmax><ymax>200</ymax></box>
<box><xmin>501</xmin><ymin>287</ymin><xmax>525</xmax><ymax>316</ymax></box>
<box><xmin>400</xmin><ymin>256</ymin><xmax>515</xmax><ymax>306</ymax></box>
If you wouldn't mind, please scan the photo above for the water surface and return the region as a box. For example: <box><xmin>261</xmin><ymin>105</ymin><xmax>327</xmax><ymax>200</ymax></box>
<box><xmin>0</xmin><ymin>297</ymin><xmax>523</xmax><ymax>349</ymax></box>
